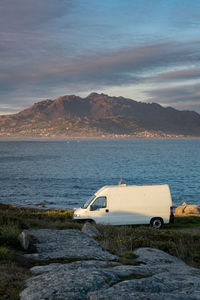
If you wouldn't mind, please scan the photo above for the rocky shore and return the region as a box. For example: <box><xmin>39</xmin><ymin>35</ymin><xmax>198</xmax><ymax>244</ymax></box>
<box><xmin>1</xmin><ymin>203</ymin><xmax>200</xmax><ymax>299</ymax></box>
<box><xmin>19</xmin><ymin>225</ymin><xmax>200</xmax><ymax>300</ymax></box>
<box><xmin>175</xmin><ymin>203</ymin><xmax>200</xmax><ymax>217</ymax></box>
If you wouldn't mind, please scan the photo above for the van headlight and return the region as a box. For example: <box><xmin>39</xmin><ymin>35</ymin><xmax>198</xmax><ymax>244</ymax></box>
<box><xmin>74</xmin><ymin>214</ymin><xmax>80</xmax><ymax>217</ymax></box>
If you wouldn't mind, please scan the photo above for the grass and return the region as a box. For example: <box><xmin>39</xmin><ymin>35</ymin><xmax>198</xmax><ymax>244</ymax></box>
<box><xmin>1</xmin><ymin>202</ymin><xmax>200</xmax><ymax>299</ymax></box>
<box><xmin>96</xmin><ymin>223</ymin><xmax>200</xmax><ymax>268</ymax></box>
<box><xmin>0</xmin><ymin>246</ymin><xmax>13</xmax><ymax>261</ymax></box>
<box><xmin>166</xmin><ymin>216</ymin><xmax>200</xmax><ymax>228</ymax></box>
<box><xmin>0</xmin><ymin>261</ymin><xmax>31</xmax><ymax>300</ymax></box>
<box><xmin>0</xmin><ymin>203</ymin><xmax>79</xmax><ymax>230</ymax></box>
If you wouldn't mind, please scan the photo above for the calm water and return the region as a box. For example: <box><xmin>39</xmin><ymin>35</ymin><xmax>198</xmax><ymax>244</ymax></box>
<box><xmin>0</xmin><ymin>139</ymin><xmax>200</xmax><ymax>209</ymax></box>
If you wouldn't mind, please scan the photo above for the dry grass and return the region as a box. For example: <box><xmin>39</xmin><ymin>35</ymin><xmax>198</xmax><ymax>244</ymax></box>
<box><xmin>0</xmin><ymin>261</ymin><xmax>31</xmax><ymax>300</ymax></box>
<box><xmin>96</xmin><ymin>224</ymin><xmax>200</xmax><ymax>268</ymax></box>
<box><xmin>0</xmin><ymin>203</ymin><xmax>74</xmax><ymax>226</ymax></box>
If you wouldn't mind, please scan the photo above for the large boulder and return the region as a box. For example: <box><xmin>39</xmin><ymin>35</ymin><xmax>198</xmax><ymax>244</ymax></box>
<box><xmin>81</xmin><ymin>223</ymin><xmax>101</xmax><ymax>238</ymax></box>
<box><xmin>18</xmin><ymin>231</ymin><xmax>30</xmax><ymax>250</ymax></box>
<box><xmin>175</xmin><ymin>202</ymin><xmax>200</xmax><ymax>216</ymax></box>
<box><xmin>20</xmin><ymin>260</ymin><xmax>119</xmax><ymax>300</ymax></box>
<box><xmin>23</xmin><ymin>229</ymin><xmax>117</xmax><ymax>261</ymax></box>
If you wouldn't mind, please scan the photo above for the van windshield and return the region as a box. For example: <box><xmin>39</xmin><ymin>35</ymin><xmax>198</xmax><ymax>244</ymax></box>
<box><xmin>82</xmin><ymin>195</ymin><xmax>95</xmax><ymax>209</ymax></box>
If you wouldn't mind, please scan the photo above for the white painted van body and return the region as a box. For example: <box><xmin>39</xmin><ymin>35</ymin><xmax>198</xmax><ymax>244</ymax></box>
<box><xmin>73</xmin><ymin>184</ymin><xmax>173</xmax><ymax>227</ymax></box>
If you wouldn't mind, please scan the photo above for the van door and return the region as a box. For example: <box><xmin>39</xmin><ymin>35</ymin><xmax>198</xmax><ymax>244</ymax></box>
<box><xmin>89</xmin><ymin>196</ymin><xmax>109</xmax><ymax>224</ymax></box>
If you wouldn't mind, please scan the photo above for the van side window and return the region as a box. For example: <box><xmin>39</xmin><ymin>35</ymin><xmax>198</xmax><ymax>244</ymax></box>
<box><xmin>91</xmin><ymin>197</ymin><xmax>107</xmax><ymax>211</ymax></box>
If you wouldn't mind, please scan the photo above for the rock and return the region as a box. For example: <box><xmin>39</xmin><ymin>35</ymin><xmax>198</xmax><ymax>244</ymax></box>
<box><xmin>88</xmin><ymin>248</ymin><xmax>200</xmax><ymax>300</ymax></box>
<box><xmin>18</xmin><ymin>231</ymin><xmax>30</xmax><ymax>250</ymax></box>
<box><xmin>89</xmin><ymin>286</ymin><xmax>198</xmax><ymax>300</ymax></box>
<box><xmin>184</xmin><ymin>205</ymin><xmax>200</xmax><ymax>215</ymax></box>
<box><xmin>23</xmin><ymin>229</ymin><xmax>117</xmax><ymax>261</ymax></box>
<box><xmin>175</xmin><ymin>205</ymin><xmax>186</xmax><ymax>215</ymax></box>
<box><xmin>175</xmin><ymin>203</ymin><xmax>200</xmax><ymax>216</ymax></box>
<box><xmin>82</xmin><ymin>224</ymin><xmax>101</xmax><ymax>237</ymax></box>
<box><xmin>18</xmin><ymin>231</ymin><xmax>39</xmax><ymax>251</ymax></box>
<box><xmin>20</xmin><ymin>247</ymin><xmax>200</xmax><ymax>300</ymax></box>
<box><xmin>20</xmin><ymin>260</ymin><xmax>119</xmax><ymax>300</ymax></box>
<box><xmin>134</xmin><ymin>247</ymin><xmax>186</xmax><ymax>266</ymax></box>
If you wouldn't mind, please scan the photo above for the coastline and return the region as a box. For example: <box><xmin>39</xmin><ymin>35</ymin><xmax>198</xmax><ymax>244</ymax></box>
<box><xmin>1</xmin><ymin>134</ymin><xmax>200</xmax><ymax>140</ymax></box>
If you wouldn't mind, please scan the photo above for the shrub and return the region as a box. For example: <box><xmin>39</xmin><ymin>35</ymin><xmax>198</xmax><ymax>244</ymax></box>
<box><xmin>0</xmin><ymin>203</ymin><xmax>76</xmax><ymax>231</ymax></box>
<box><xmin>0</xmin><ymin>247</ymin><xmax>13</xmax><ymax>261</ymax></box>
<box><xmin>0</xmin><ymin>262</ymin><xmax>31</xmax><ymax>299</ymax></box>
<box><xmin>0</xmin><ymin>224</ymin><xmax>21</xmax><ymax>249</ymax></box>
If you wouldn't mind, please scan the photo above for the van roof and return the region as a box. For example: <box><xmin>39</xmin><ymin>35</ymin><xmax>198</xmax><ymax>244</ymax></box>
<box><xmin>95</xmin><ymin>184</ymin><xmax>169</xmax><ymax>195</ymax></box>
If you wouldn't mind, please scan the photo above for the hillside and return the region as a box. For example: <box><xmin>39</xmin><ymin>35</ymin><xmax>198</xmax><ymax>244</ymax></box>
<box><xmin>1</xmin><ymin>93</ymin><xmax>200</xmax><ymax>137</ymax></box>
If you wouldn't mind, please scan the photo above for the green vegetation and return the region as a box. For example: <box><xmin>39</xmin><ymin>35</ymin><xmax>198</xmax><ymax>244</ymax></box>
<box><xmin>166</xmin><ymin>216</ymin><xmax>200</xmax><ymax>228</ymax></box>
<box><xmin>0</xmin><ymin>203</ymin><xmax>78</xmax><ymax>230</ymax></box>
<box><xmin>1</xmin><ymin>202</ymin><xmax>200</xmax><ymax>299</ymax></box>
<box><xmin>0</xmin><ymin>246</ymin><xmax>13</xmax><ymax>261</ymax></box>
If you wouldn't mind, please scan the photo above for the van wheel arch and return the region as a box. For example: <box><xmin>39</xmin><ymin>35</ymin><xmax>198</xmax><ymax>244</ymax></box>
<box><xmin>74</xmin><ymin>219</ymin><xmax>95</xmax><ymax>224</ymax></box>
<box><xmin>85</xmin><ymin>219</ymin><xmax>96</xmax><ymax>225</ymax></box>
<box><xmin>81</xmin><ymin>219</ymin><xmax>96</xmax><ymax>225</ymax></box>
<box><xmin>150</xmin><ymin>217</ymin><xmax>163</xmax><ymax>229</ymax></box>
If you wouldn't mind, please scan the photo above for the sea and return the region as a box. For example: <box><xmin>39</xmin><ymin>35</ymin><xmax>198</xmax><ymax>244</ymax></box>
<box><xmin>0</xmin><ymin>138</ymin><xmax>200</xmax><ymax>210</ymax></box>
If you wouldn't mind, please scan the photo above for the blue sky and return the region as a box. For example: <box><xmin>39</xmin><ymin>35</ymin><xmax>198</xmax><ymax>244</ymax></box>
<box><xmin>0</xmin><ymin>0</ymin><xmax>200</xmax><ymax>114</ymax></box>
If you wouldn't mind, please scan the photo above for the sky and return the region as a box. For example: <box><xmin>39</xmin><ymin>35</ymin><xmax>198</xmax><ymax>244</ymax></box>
<box><xmin>0</xmin><ymin>0</ymin><xmax>200</xmax><ymax>114</ymax></box>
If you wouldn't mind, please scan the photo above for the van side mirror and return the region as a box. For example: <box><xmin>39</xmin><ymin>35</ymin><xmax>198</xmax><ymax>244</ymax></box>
<box><xmin>89</xmin><ymin>206</ymin><xmax>93</xmax><ymax>211</ymax></box>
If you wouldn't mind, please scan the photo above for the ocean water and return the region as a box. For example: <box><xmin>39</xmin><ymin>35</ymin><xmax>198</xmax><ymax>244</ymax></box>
<box><xmin>0</xmin><ymin>138</ymin><xmax>200</xmax><ymax>209</ymax></box>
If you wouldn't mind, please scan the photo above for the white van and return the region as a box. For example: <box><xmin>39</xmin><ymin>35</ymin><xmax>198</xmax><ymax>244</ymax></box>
<box><xmin>73</xmin><ymin>184</ymin><xmax>174</xmax><ymax>228</ymax></box>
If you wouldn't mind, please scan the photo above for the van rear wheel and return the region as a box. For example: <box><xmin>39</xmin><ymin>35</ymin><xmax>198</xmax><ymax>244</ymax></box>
<box><xmin>150</xmin><ymin>218</ymin><xmax>163</xmax><ymax>229</ymax></box>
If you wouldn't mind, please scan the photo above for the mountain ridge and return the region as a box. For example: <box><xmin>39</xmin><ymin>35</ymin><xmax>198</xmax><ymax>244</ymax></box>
<box><xmin>1</xmin><ymin>93</ymin><xmax>200</xmax><ymax>137</ymax></box>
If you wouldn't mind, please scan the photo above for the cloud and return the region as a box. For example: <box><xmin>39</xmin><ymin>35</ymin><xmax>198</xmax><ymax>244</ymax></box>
<box><xmin>144</xmin><ymin>83</ymin><xmax>200</xmax><ymax>112</ymax></box>
<box><xmin>0</xmin><ymin>0</ymin><xmax>71</xmax><ymax>31</ymax></box>
<box><xmin>1</xmin><ymin>40</ymin><xmax>200</xmax><ymax>96</ymax></box>
<box><xmin>144</xmin><ymin>69</ymin><xmax>200</xmax><ymax>83</ymax></box>
<box><xmin>1</xmin><ymin>37</ymin><xmax>200</xmax><ymax>115</ymax></box>
<box><xmin>0</xmin><ymin>0</ymin><xmax>73</xmax><ymax>62</ymax></box>
<box><xmin>171</xmin><ymin>1</ymin><xmax>200</xmax><ymax>29</ymax></box>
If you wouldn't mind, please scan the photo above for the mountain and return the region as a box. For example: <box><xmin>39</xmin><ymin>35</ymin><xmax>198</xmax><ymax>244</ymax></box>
<box><xmin>1</xmin><ymin>92</ymin><xmax>200</xmax><ymax>137</ymax></box>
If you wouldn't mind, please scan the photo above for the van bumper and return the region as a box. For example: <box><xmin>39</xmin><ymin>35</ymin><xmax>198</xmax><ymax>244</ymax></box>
<box><xmin>169</xmin><ymin>214</ymin><xmax>174</xmax><ymax>223</ymax></box>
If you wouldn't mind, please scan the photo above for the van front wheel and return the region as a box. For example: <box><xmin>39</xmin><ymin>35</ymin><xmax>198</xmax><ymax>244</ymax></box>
<box><xmin>150</xmin><ymin>218</ymin><xmax>163</xmax><ymax>229</ymax></box>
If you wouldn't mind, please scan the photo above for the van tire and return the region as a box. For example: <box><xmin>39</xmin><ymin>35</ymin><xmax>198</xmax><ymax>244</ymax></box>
<box><xmin>84</xmin><ymin>219</ymin><xmax>95</xmax><ymax>225</ymax></box>
<box><xmin>150</xmin><ymin>217</ymin><xmax>163</xmax><ymax>229</ymax></box>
